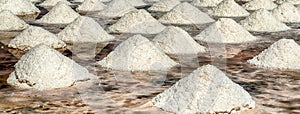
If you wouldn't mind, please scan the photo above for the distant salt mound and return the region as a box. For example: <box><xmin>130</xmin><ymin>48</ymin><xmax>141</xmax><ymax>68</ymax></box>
<box><xmin>39</xmin><ymin>0</ymin><xmax>72</xmax><ymax>8</ymax></box>
<box><xmin>195</xmin><ymin>18</ymin><xmax>258</xmax><ymax>43</ymax></box>
<box><xmin>35</xmin><ymin>2</ymin><xmax>80</xmax><ymax>24</ymax></box>
<box><xmin>272</xmin><ymin>2</ymin><xmax>300</xmax><ymax>23</ymax></box>
<box><xmin>192</xmin><ymin>0</ymin><xmax>223</xmax><ymax>7</ymax></box>
<box><xmin>211</xmin><ymin>0</ymin><xmax>249</xmax><ymax>17</ymax></box>
<box><xmin>0</xmin><ymin>10</ymin><xmax>28</xmax><ymax>31</ymax></box>
<box><xmin>148</xmin><ymin>0</ymin><xmax>180</xmax><ymax>12</ymax></box>
<box><xmin>125</xmin><ymin>0</ymin><xmax>148</xmax><ymax>7</ymax></box>
<box><xmin>97</xmin><ymin>0</ymin><xmax>137</xmax><ymax>18</ymax></box>
<box><xmin>242</xmin><ymin>0</ymin><xmax>277</xmax><ymax>10</ymax></box>
<box><xmin>0</xmin><ymin>0</ymin><xmax>40</xmax><ymax>17</ymax></box>
<box><xmin>152</xmin><ymin>64</ymin><xmax>255</xmax><ymax>113</ymax></box>
<box><xmin>97</xmin><ymin>35</ymin><xmax>178</xmax><ymax>71</ymax></box>
<box><xmin>76</xmin><ymin>0</ymin><xmax>106</xmax><ymax>13</ymax></box>
<box><xmin>240</xmin><ymin>9</ymin><xmax>291</xmax><ymax>32</ymax></box>
<box><xmin>153</xmin><ymin>26</ymin><xmax>206</xmax><ymax>54</ymax></box>
<box><xmin>276</xmin><ymin>0</ymin><xmax>300</xmax><ymax>5</ymax></box>
<box><xmin>58</xmin><ymin>16</ymin><xmax>115</xmax><ymax>43</ymax></box>
<box><xmin>159</xmin><ymin>2</ymin><xmax>215</xmax><ymax>25</ymax></box>
<box><xmin>248</xmin><ymin>39</ymin><xmax>300</xmax><ymax>69</ymax></box>
<box><xmin>72</xmin><ymin>0</ymin><xmax>84</xmax><ymax>2</ymax></box>
<box><xmin>7</xmin><ymin>44</ymin><xmax>92</xmax><ymax>90</ymax></box>
<box><xmin>108</xmin><ymin>9</ymin><xmax>166</xmax><ymax>34</ymax></box>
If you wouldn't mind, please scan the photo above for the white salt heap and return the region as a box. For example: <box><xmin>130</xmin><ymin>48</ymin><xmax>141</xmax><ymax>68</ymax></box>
<box><xmin>148</xmin><ymin>0</ymin><xmax>180</xmax><ymax>12</ymax></box>
<box><xmin>97</xmin><ymin>35</ymin><xmax>178</xmax><ymax>71</ymax></box>
<box><xmin>0</xmin><ymin>0</ymin><xmax>40</xmax><ymax>16</ymax></box>
<box><xmin>8</xmin><ymin>26</ymin><xmax>66</xmax><ymax>50</ymax></box>
<box><xmin>195</xmin><ymin>18</ymin><xmax>258</xmax><ymax>43</ymax></box>
<box><xmin>108</xmin><ymin>9</ymin><xmax>166</xmax><ymax>34</ymax></box>
<box><xmin>192</xmin><ymin>0</ymin><xmax>223</xmax><ymax>7</ymax></box>
<box><xmin>58</xmin><ymin>16</ymin><xmax>115</xmax><ymax>43</ymax></box>
<box><xmin>159</xmin><ymin>2</ymin><xmax>215</xmax><ymax>25</ymax></box>
<box><xmin>125</xmin><ymin>0</ymin><xmax>148</xmax><ymax>7</ymax></box>
<box><xmin>35</xmin><ymin>2</ymin><xmax>80</xmax><ymax>24</ymax></box>
<box><xmin>240</xmin><ymin>9</ymin><xmax>291</xmax><ymax>32</ymax></box>
<box><xmin>7</xmin><ymin>44</ymin><xmax>92</xmax><ymax>90</ymax></box>
<box><xmin>76</xmin><ymin>0</ymin><xmax>106</xmax><ymax>13</ymax></box>
<box><xmin>153</xmin><ymin>26</ymin><xmax>206</xmax><ymax>54</ymax></box>
<box><xmin>39</xmin><ymin>0</ymin><xmax>72</xmax><ymax>8</ymax></box>
<box><xmin>152</xmin><ymin>64</ymin><xmax>255</xmax><ymax>113</ymax></box>
<box><xmin>211</xmin><ymin>0</ymin><xmax>250</xmax><ymax>17</ymax></box>
<box><xmin>276</xmin><ymin>0</ymin><xmax>300</xmax><ymax>5</ymax></box>
<box><xmin>97</xmin><ymin>0</ymin><xmax>137</xmax><ymax>18</ymax></box>
<box><xmin>248</xmin><ymin>39</ymin><xmax>300</xmax><ymax>69</ymax></box>
<box><xmin>0</xmin><ymin>10</ymin><xmax>28</xmax><ymax>31</ymax></box>
<box><xmin>242</xmin><ymin>0</ymin><xmax>277</xmax><ymax>11</ymax></box>
<box><xmin>272</xmin><ymin>2</ymin><xmax>300</xmax><ymax>23</ymax></box>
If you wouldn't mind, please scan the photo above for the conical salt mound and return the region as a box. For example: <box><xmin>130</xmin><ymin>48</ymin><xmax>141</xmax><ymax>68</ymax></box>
<box><xmin>240</xmin><ymin>9</ymin><xmax>291</xmax><ymax>32</ymax></box>
<box><xmin>35</xmin><ymin>2</ymin><xmax>80</xmax><ymax>24</ymax></box>
<box><xmin>7</xmin><ymin>44</ymin><xmax>92</xmax><ymax>90</ymax></box>
<box><xmin>192</xmin><ymin>0</ymin><xmax>223</xmax><ymax>7</ymax></box>
<box><xmin>159</xmin><ymin>2</ymin><xmax>215</xmax><ymax>25</ymax></box>
<box><xmin>57</xmin><ymin>16</ymin><xmax>115</xmax><ymax>43</ymax></box>
<box><xmin>97</xmin><ymin>35</ymin><xmax>178</xmax><ymax>71</ymax></box>
<box><xmin>248</xmin><ymin>39</ymin><xmax>300</xmax><ymax>69</ymax></box>
<box><xmin>8</xmin><ymin>26</ymin><xmax>66</xmax><ymax>50</ymax></box>
<box><xmin>97</xmin><ymin>0</ymin><xmax>137</xmax><ymax>18</ymax></box>
<box><xmin>152</xmin><ymin>64</ymin><xmax>255</xmax><ymax>113</ymax></box>
<box><xmin>153</xmin><ymin>26</ymin><xmax>206</xmax><ymax>54</ymax></box>
<box><xmin>76</xmin><ymin>0</ymin><xmax>106</xmax><ymax>13</ymax></box>
<box><xmin>108</xmin><ymin>9</ymin><xmax>166</xmax><ymax>34</ymax></box>
<box><xmin>0</xmin><ymin>0</ymin><xmax>40</xmax><ymax>16</ymax></box>
<box><xmin>242</xmin><ymin>0</ymin><xmax>277</xmax><ymax>11</ymax></box>
<box><xmin>0</xmin><ymin>10</ymin><xmax>28</xmax><ymax>31</ymax></box>
<box><xmin>39</xmin><ymin>0</ymin><xmax>72</xmax><ymax>8</ymax></box>
<box><xmin>148</xmin><ymin>0</ymin><xmax>181</xmax><ymax>12</ymax></box>
<box><xmin>195</xmin><ymin>18</ymin><xmax>258</xmax><ymax>43</ymax></box>
<box><xmin>272</xmin><ymin>2</ymin><xmax>300</xmax><ymax>23</ymax></box>
<box><xmin>276</xmin><ymin>0</ymin><xmax>300</xmax><ymax>5</ymax></box>
<box><xmin>211</xmin><ymin>0</ymin><xmax>250</xmax><ymax>17</ymax></box>
<box><xmin>125</xmin><ymin>0</ymin><xmax>148</xmax><ymax>7</ymax></box>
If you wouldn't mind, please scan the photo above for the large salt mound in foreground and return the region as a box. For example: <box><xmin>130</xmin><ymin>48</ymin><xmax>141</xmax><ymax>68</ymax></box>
<box><xmin>192</xmin><ymin>0</ymin><xmax>223</xmax><ymax>7</ymax></box>
<box><xmin>7</xmin><ymin>44</ymin><xmax>92</xmax><ymax>90</ymax></box>
<box><xmin>97</xmin><ymin>0</ymin><xmax>137</xmax><ymax>18</ymax></box>
<box><xmin>148</xmin><ymin>0</ymin><xmax>180</xmax><ymax>12</ymax></box>
<box><xmin>76</xmin><ymin>0</ymin><xmax>106</xmax><ymax>13</ymax></box>
<box><xmin>248</xmin><ymin>39</ymin><xmax>300</xmax><ymax>69</ymax></box>
<box><xmin>0</xmin><ymin>0</ymin><xmax>40</xmax><ymax>17</ymax></box>
<box><xmin>39</xmin><ymin>0</ymin><xmax>72</xmax><ymax>8</ymax></box>
<box><xmin>242</xmin><ymin>0</ymin><xmax>277</xmax><ymax>11</ymax></box>
<box><xmin>97</xmin><ymin>35</ymin><xmax>178</xmax><ymax>71</ymax></box>
<box><xmin>152</xmin><ymin>64</ymin><xmax>255</xmax><ymax>113</ymax></box>
<box><xmin>211</xmin><ymin>0</ymin><xmax>249</xmax><ymax>17</ymax></box>
<box><xmin>272</xmin><ymin>2</ymin><xmax>300</xmax><ymax>23</ymax></box>
<box><xmin>0</xmin><ymin>10</ymin><xmax>28</xmax><ymax>31</ymax></box>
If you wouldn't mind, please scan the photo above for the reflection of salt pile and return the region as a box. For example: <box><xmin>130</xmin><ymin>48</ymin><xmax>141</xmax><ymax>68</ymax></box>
<box><xmin>108</xmin><ymin>9</ymin><xmax>166</xmax><ymax>34</ymax></box>
<box><xmin>153</xmin><ymin>26</ymin><xmax>206</xmax><ymax>54</ymax></box>
<box><xmin>39</xmin><ymin>0</ymin><xmax>72</xmax><ymax>8</ymax></box>
<box><xmin>35</xmin><ymin>2</ymin><xmax>80</xmax><ymax>24</ymax></box>
<box><xmin>248</xmin><ymin>39</ymin><xmax>300</xmax><ymax>69</ymax></box>
<box><xmin>0</xmin><ymin>0</ymin><xmax>40</xmax><ymax>18</ymax></box>
<box><xmin>211</xmin><ymin>0</ymin><xmax>249</xmax><ymax>17</ymax></box>
<box><xmin>76</xmin><ymin>0</ymin><xmax>106</xmax><ymax>13</ymax></box>
<box><xmin>148</xmin><ymin>0</ymin><xmax>180</xmax><ymax>12</ymax></box>
<box><xmin>152</xmin><ymin>64</ymin><xmax>255</xmax><ymax>113</ymax></box>
<box><xmin>8</xmin><ymin>26</ymin><xmax>66</xmax><ymax>50</ymax></box>
<box><xmin>97</xmin><ymin>0</ymin><xmax>137</xmax><ymax>18</ymax></box>
<box><xmin>272</xmin><ymin>2</ymin><xmax>300</xmax><ymax>23</ymax></box>
<box><xmin>97</xmin><ymin>35</ymin><xmax>178</xmax><ymax>71</ymax></box>
<box><xmin>276</xmin><ymin>0</ymin><xmax>300</xmax><ymax>5</ymax></box>
<box><xmin>7</xmin><ymin>44</ymin><xmax>92</xmax><ymax>90</ymax></box>
<box><xmin>242</xmin><ymin>0</ymin><xmax>277</xmax><ymax>10</ymax></box>
<box><xmin>0</xmin><ymin>10</ymin><xmax>28</xmax><ymax>31</ymax></box>
<box><xmin>240</xmin><ymin>9</ymin><xmax>290</xmax><ymax>32</ymax></box>
<box><xmin>159</xmin><ymin>2</ymin><xmax>215</xmax><ymax>25</ymax></box>
<box><xmin>192</xmin><ymin>0</ymin><xmax>223</xmax><ymax>7</ymax></box>
<box><xmin>195</xmin><ymin>18</ymin><xmax>258</xmax><ymax>43</ymax></box>
<box><xmin>125</xmin><ymin>0</ymin><xmax>148</xmax><ymax>7</ymax></box>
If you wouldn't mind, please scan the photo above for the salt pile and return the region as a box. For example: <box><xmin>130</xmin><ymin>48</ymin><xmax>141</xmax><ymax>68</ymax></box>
<box><xmin>242</xmin><ymin>0</ymin><xmax>277</xmax><ymax>11</ymax></box>
<box><xmin>148</xmin><ymin>0</ymin><xmax>180</xmax><ymax>12</ymax></box>
<box><xmin>159</xmin><ymin>2</ymin><xmax>215</xmax><ymax>25</ymax></box>
<box><xmin>239</xmin><ymin>9</ymin><xmax>291</xmax><ymax>32</ymax></box>
<box><xmin>0</xmin><ymin>0</ymin><xmax>40</xmax><ymax>17</ymax></box>
<box><xmin>35</xmin><ymin>2</ymin><xmax>80</xmax><ymax>24</ymax></box>
<box><xmin>7</xmin><ymin>44</ymin><xmax>92</xmax><ymax>90</ymax></box>
<box><xmin>276</xmin><ymin>0</ymin><xmax>300</xmax><ymax>5</ymax></box>
<box><xmin>72</xmin><ymin>0</ymin><xmax>84</xmax><ymax>2</ymax></box>
<box><xmin>39</xmin><ymin>0</ymin><xmax>72</xmax><ymax>8</ymax></box>
<box><xmin>108</xmin><ymin>9</ymin><xmax>166</xmax><ymax>34</ymax></box>
<box><xmin>152</xmin><ymin>64</ymin><xmax>255</xmax><ymax>113</ymax></box>
<box><xmin>58</xmin><ymin>16</ymin><xmax>115</xmax><ymax>43</ymax></box>
<box><xmin>271</xmin><ymin>2</ymin><xmax>300</xmax><ymax>23</ymax></box>
<box><xmin>211</xmin><ymin>0</ymin><xmax>250</xmax><ymax>17</ymax></box>
<box><xmin>76</xmin><ymin>0</ymin><xmax>106</xmax><ymax>13</ymax></box>
<box><xmin>0</xmin><ymin>10</ymin><xmax>28</xmax><ymax>31</ymax></box>
<box><xmin>248</xmin><ymin>39</ymin><xmax>300</xmax><ymax>69</ymax></box>
<box><xmin>153</xmin><ymin>26</ymin><xmax>206</xmax><ymax>54</ymax></box>
<box><xmin>97</xmin><ymin>0</ymin><xmax>137</xmax><ymax>18</ymax></box>
<box><xmin>192</xmin><ymin>0</ymin><xmax>223</xmax><ymax>7</ymax></box>
<box><xmin>8</xmin><ymin>26</ymin><xmax>66</xmax><ymax>50</ymax></box>
<box><xmin>125</xmin><ymin>0</ymin><xmax>148</xmax><ymax>7</ymax></box>
<box><xmin>97</xmin><ymin>35</ymin><xmax>178</xmax><ymax>71</ymax></box>
<box><xmin>194</xmin><ymin>18</ymin><xmax>258</xmax><ymax>43</ymax></box>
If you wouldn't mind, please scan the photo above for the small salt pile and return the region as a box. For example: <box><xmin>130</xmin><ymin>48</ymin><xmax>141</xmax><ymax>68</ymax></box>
<box><xmin>159</xmin><ymin>2</ymin><xmax>215</xmax><ymax>25</ymax></box>
<box><xmin>35</xmin><ymin>2</ymin><xmax>80</xmax><ymax>24</ymax></box>
<box><xmin>125</xmin><ymin>0</ymin><xmax>148</xmax><ymax>7</ymax></box>
<box><xmin>58</xmin><ymin>16</ymin><xmax>115</xmax><ymax>43</ymax></box>
<box><xmin>0</xmin><ymin>10</ymin><xmax>28</xmax><ymax>31</ymax></box>
<box><xmin>153</xmin><ymin>26</ymin><xmax>206</xmax><ymax>54</ymax></box>
<box><xmin>148</xmin><ymin>0</ymin><xmax>180</xmax><ymax>12</ymax></box>
<box><xmin>211</xmin><ymin>0</ymin><xmax>250</xmax><ymax>17</ymax></box>
<box><xmin>72</xmin><ymin>0</ymin><xmax>84</xmax><ymax>2</ymax></box>
<box><xmin>7</xmin><ymin>44</ymin><xmax>92</xmax><ymax>90</ymax></box>
<box><xmin>191</xmin><ymin>0</ymin><xmax>223</xmax><ymax>7</ymax></box>
<box><xmin>0</xmin><ymin>0</ymin><xmax>40</xmax><ymax>17</ymax></box>
<box><xmin>108</xmin><ymin>9</ymin><xmax>166</xmax><ymax>34</ymax></box>
<box><xmin>276</xmin><ymin>0</ymin><xmax>300</xmax><ymax>5</ymax></box>
<box><xmin>152</xmin><ymin>64</ymin><xmax>255</xmax><ymax>113</ymax></box>
<box><xmin>76</xmin><ymin>0</ymin><xmax>106</xmax><ymax>13</ymax></box>
<box><xmin>97</xmin><ymin>35</ymin><xmax>178</xmax><ymax>71</ymax></box>
<box><xmin>242</xmin><ymin>0</ymin><xmax>277</xmax><ymax>11</ymax></box>
<box><xmin>39</xmin><ymin>0</ymin><xmax>72</xmax><ymax>8</ymax></box>
<box><xmin>97</xmin><ymin>0</ymin><xmax>137</xmax><ymax>18</ymax></box>
<box><xmin>272</xmin><ymin>2</ymin><xmax>300</xmax><ymax>23</ymax></box>
<box><xmin>248</xmin><ymin>39</ymin><xmax>300</xmax><ymax>69</ymax></box>
<box><xmin>240</xmin><ymin>9</ymin><xmax>291</xmax><ymax>32</ymax></box>
<box><xmin>8</xmin><ymin>26</ymin><xmax>66</xmax><ymax>50</ymax></box>
<box><xmin>195</xmin><ymin>18</ymin><xmax>258</xmax><ymax>43</ymax></box>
